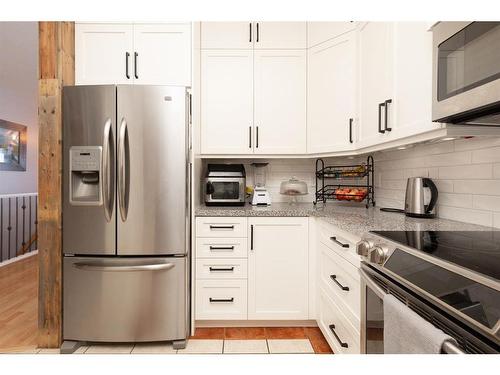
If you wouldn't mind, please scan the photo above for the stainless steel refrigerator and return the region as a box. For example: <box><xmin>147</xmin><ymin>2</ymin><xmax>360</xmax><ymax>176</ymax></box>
<box><xmin>62</xmin><ymin>85</ymin><xmax>190</xmax><ymax>349</ymax></box>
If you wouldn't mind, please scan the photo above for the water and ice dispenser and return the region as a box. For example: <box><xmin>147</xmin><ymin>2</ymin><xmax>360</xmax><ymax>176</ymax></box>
<box><xmin>69</xmin><ymin>146</ymin><xmax>102</xmax><ymax>205</ymax></box>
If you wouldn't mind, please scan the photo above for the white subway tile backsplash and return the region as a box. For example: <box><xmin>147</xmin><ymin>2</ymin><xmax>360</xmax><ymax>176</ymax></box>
<box><xmin>438</xmin><ymin>206</ymin><xmax>493</xmax><ymax>227</ymax></box>
<box><xmin>373</xmin><ymin>137</ymin><xmax>500</xmax><ymax>228</ymax></box>
<box><xmin>471</xmin><ymin>146</ymin><xmax>500</xmax><ymax>164</ymax></box>
<box><xmin>438</xmin><ymin>164</ymin><xmax>493</xmax><ymax>180</ymax></box>
<box><xmin>472</xmin><ymin>195</ymin><xmax>500</xmax><ymax>212</ymax></box>
<box><xmin>425</xmin><ymin>151</ymin><xmax>471</xmax><ymax>167</ymax></box>
<box><xmin>439</xmin><ymin>193</ymin><xmax>472</xmax><ymax>209</ymax></box>
<box><xmin>204</xmin><ymin>137</ymin><xmax>500</xmax><ymax>227</ymax></box>
<box><xmin>453</xmin><ymin>179</ymin><xmax>500</xmax><ymax>195</ymax></box>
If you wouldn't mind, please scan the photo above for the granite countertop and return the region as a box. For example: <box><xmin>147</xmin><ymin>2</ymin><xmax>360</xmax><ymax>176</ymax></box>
<box><xmin>195</xmin><ymin>203</ymin><xmax>496</xmax><ymax>238</ymax></box>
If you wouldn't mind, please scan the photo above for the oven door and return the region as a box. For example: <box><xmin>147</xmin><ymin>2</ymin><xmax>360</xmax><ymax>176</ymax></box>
<box><xmin>432</xmin><ymin>22</ymin><xmax>500</xmax><ymax>124</ymax></box>
<box><xmin>359</xmin><ymin>264</ymin><xmax>469</xmax><ymax>354</ymax></box>
<box><xmin>205</xmin><ymin>178</ymin><xmax>245</xmax><ymax>204</ymax></box>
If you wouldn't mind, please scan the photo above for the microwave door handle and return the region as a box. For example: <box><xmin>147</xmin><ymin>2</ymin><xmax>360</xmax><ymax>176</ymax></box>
<box><xmin>359</xmin><ymin>268</ymin><xmax>387</xmax><ymax>299</ymax></box>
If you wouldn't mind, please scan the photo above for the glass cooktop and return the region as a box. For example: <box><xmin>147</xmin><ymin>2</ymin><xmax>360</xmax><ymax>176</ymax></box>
<box><xmin>371</xmin><ymin>231</ymin><xmax>500</xmax><ymax>280</ymax></box>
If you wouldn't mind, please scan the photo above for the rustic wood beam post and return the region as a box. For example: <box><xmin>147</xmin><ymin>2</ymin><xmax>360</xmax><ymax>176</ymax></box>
<box><xmin>38</xmin><ymin>21</ymin><xmax>74</xmax><ymax>348</ymax></box>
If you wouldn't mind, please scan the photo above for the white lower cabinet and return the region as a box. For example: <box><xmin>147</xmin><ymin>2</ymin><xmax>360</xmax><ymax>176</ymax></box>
<box><xmin>315</xmin><ymin>219</ymin><xmax>361</xmax><ymax>353</ymax></box>
<box><xmin>196</xmin><ymin>279</ymin><xmax>248</xmax><ymax>320</ymax></box>
<box><xmin>318</xmin><ymin>287</ymin><xmax>360</xmax><ymax>354</ymax></box>
<box><xmin>248</xmin><ymin>217</ymin><xmax>309</xmax><ymax>319</ymax></box>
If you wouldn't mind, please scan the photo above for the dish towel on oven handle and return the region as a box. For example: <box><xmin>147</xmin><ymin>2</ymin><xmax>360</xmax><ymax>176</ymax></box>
<box><xmin>383</xmin><ymin>294</ymin><xmax>457</xmax><ymax>354</ymax></box>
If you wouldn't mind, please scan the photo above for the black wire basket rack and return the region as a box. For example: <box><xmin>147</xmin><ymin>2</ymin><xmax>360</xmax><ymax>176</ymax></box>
<box><xmin>313</xmin><ymin>155</ymin><xmax>375</xmax><ymax>208</ymax></box>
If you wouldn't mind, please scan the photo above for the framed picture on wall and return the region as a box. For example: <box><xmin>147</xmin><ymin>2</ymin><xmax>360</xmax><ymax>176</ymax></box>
<box><xmin>0</xmin><ymin>119</ymin><xmax>27</xmax><ymax>171</ymax></box>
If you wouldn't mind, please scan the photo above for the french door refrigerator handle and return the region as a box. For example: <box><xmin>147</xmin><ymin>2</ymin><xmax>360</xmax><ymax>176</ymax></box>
<box><xmin>73</xmin><ymin>261</ymin><xmax>175</xmax><ymax>272</ymax></box>
<box><xmin>118</xmin><ymin>118</ymin><xmax>129</xmax><ymax>222</ymax></box>
<box><xmin>102</xmin><ymin>118</ymin><xmax>113</xmax><ymax>222</ymax></box>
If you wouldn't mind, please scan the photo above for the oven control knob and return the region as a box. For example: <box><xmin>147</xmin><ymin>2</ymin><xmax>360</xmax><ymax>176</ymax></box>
<box><xmin>369</xmin><ymin>245</ymin><xmax>389</xmax><ymax>265</ymax></box>
<box><xmin>356</xmin><ymin>240</ymin><xmax>373</xmax><ymax>257</ymax></box>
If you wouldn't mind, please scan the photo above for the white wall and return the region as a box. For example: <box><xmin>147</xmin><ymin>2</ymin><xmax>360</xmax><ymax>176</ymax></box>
<box><xmin>0</xmin><ymin>22</ymin><xmax>38</xmax><ymax>195</ymax></box>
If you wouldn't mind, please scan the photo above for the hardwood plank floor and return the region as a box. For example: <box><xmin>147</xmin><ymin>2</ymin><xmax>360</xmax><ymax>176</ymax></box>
<box><xmin>0</xmin><ymin>254</ymin><xmax>38</xmax><ymax>352</ymax></box>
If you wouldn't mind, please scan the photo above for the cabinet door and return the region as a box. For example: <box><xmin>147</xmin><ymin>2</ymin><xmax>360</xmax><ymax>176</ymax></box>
<box><xmin>248</xmin><ymin>217</ymin><xmax>308</xmax><ymax>319</ymax></box>
<box><xmin>308</xmin><ymin>32</ymin><xmax>357</xmax><ymax>153</ymax></box>
<box><xmin>254</xmin><ymin>50</ymin><xmax>306</xmax><ymax>154</ymax></box>
<box><xmin>133</xmin><ymin>23</ymin><xmax>191</xmax><ymax>86</ymax></box>
<box><xmin>75</xmin><ymin>23</ymin><xmax>134</xmax><ymax>85</ymax></box>
<box><xmin>200</xmin><ymin>50</ymin><xmax>254</xmax><ymax>154</ymax></box>
<box><xmin>358</xmin><ymin>22</ymin><xmax>394</xmax><ymax>147</ymax></box>
<box><xmin>307</xmin><ymin>22</ymin><xmax>357</xmax><ymax>47</ymax></box>
<box><xmin>391</xmin><ymin>22</ymin><xmax>439</xmax><ymax>139</ymax></box>
<box><xmin>201</xmin><ymin>22</ymin><xmax>253</xmax><ymax>49</ymax></box>
<box><xmin>253</xmin><ymin>22</ymin><xmax>307</xmax><ymax>49</ymax></box>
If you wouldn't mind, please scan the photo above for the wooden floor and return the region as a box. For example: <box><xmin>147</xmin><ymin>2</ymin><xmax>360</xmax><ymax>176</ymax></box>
<box><xmin>0</xmin><ymin>254</ymin><xmax>38</xmax><ymax>352</ymax></box>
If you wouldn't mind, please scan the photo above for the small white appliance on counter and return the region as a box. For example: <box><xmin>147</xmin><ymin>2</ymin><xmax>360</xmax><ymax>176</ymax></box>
<box><xmin>251</xmin><ymin>162</ymin><xmax>271</xmax><ymax>206</ymax></box>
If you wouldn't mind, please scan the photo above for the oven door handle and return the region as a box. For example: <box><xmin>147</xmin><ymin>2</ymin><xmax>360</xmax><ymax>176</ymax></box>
<box><xmin>359</xmin><ymin>268</ymin><xmax>387</xmax><ymax>299</ymax></box>
<box><xmin>359</xmin><ymin>268</ymin><xmax>465</xmax><ymax>354</ymax></box>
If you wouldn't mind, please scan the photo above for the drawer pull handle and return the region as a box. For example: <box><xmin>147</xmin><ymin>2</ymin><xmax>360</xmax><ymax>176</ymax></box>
<box><xmin>209</xmin><ymin>225</ymin><xmax>235</xmax><ymax>230</ymax></box>
<box><xmin>209</xmin><ymin>297</ymin><xmax>234</xmax><ymax>303</ymax></box>
<box><xmin>209</xmin><ymin>246</ymin><xmax>235</xmax><ymax>251</ymax></box>
<box><xmin>330</xmin><ymin>236</ymin><xmax>349</xmax><ymax>248</ymax></box>
<box><xmin>330</xmin><ymin>275</ymin><xmax>350</xmax><ymax>291</ymax></box>
<box><xmin>209</xmin><ymin>266</ymin><xmax>235</xmax><ymax>272</ymax></box>
<box><xmin>328</xmin><ymin>324</ymin><xmax>349</xmax><ymax>348</ymax></box>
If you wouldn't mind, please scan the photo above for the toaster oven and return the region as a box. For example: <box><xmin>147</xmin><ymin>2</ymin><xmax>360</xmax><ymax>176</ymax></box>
<box><xmin>204</xmin><ymin>164</ymin><xmax>246</xmax><ymax>206</ymax></box>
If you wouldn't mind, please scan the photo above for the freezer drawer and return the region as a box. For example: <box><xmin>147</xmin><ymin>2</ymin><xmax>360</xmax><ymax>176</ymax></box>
<box><xmin>63</xmin><ymin>256</ymin><xmax>187</xmax><ymax>342</ymax></box>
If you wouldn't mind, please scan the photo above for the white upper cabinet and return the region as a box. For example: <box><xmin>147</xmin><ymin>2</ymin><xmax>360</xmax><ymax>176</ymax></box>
<box><xmin>200</xmin><ymin>50</ymin><xmax>254</xmax><ymax>155</ymax></box>
<box><xmin>308</xmin><ymin>31</ymin><xmax>357</xmax><ymax>153</ymax></box>
<box><xmin>200</xmin><ymin>22</ymin><xmax>253</xmax><ymax>49</ymax></box>
<box><xmin>254</xmin><ymin>50</ymin><xmax>307</xmax><ymax>154</ymax></box>
<box><xmin>307</xmin><ymin>22</ymin><xmax>357</xmax><ymax>47</ymax></box>
<box><xmin>248</xmin><ymin>217</ymin><xmax>309</xmax><ymax>320</ymax></box>
<box><xmin>253</xmin><ymin>22</ymin><xmax>307</xmax><ymax>49</ymax></box>
<box><xmin>75</xmin><ymin>23</ymin><xmax>191</xmax><ymax>86</ymax></box>
<box><xmin>358</xmin><ymin>22</ymin><xmax>394</xmax><ymax>147</ymax></box>
<box><xmin>133</xmin><ymin>24</ymin><xmax>191</xmax><ymax>86</ymax></box>
<box><xmin>390</xmin><ymin>22</ymin><xmax>439</xmax><ymax>138</ymax></box>
<box><xmin>76</xmin><ymin>24</ymin><xmax>134</xmax><ymax>85</ymax></box>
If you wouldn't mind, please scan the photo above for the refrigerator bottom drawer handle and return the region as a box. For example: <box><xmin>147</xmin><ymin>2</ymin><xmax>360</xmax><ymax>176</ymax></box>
<box><xmin>209</xmin><ymin>297</ymin><xmax>234</xmax><ymax>303</ymax></box>
<box><xmin>73</xmin><ymin>262</ymin><xmax>175</xmax><ymax>272</ymax></box>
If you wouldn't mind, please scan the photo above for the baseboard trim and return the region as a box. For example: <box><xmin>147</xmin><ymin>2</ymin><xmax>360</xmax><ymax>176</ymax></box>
<box><xmin>195</xmin><ymin>320</ymin><xmax>318</xmax><ymax>328</ymax></box>
<box><xmin>0</xmin><ymin>250</ymin><xmax>38</xmax><ymax>268</ymax></box>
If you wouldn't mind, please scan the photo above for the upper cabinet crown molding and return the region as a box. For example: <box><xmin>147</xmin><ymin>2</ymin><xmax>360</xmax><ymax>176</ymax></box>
<box><xmin>75</xmin><ymin>22</ymin><xmax>192</xmax><ymax>86</ymax></box>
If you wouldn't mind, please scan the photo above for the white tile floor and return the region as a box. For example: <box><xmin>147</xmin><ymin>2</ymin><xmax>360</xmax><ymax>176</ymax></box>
<box><xmin>24</xmin><ymin>339</ymin><xmax>318</xmax><ymax>354</ymax></box>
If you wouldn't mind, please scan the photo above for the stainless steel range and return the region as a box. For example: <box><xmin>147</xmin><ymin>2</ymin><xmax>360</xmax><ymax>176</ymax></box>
<box><xmin>357</xmin><ymin>230</ymin><xmax>500</xmax><ymax>354</ymax></box>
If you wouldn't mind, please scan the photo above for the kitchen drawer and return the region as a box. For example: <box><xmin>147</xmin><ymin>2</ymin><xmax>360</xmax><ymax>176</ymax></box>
<box><xmin>319</xmin><ymin>242</ymin><xmax>360</xmax><ymax>325</ymax></box>
<box><xmin>318</xmin><ymin>220</ymin><xmax>360</xmax><ymax>267</ymax></box>
<box><xmin>196</xmin><ymin>258</ymin><xmax>248</xmax><ymax>279</ymax></box>
<box><xmin>195</xmin><ymin>279</ymin><xmax>247</xmax><ymax>320</ymax></box>
<box><xmin>196</xmin><ymin>217</ymin><xmax>248</xmax><ymax>238</ymax></box>
<box><xmin>318</xmin><ymin>286</ymin><xmax>360</xmax><ymax>354</ymax></box>
<box><xmin>196</xmin><ymin>237</ymin><xmax>248</xmax><ymax>258</ymax></box>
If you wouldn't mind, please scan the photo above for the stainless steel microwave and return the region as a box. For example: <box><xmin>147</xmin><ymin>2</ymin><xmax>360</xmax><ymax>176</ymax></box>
<box><xmin>432</xmin><ymin>22</ymin><xmax>500</xmax><ymax>125</ymax></box>
<box><xmin>204</xmin><ymin>164</ymin><xmax>246</xmax><ymax>206</ymax></box>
